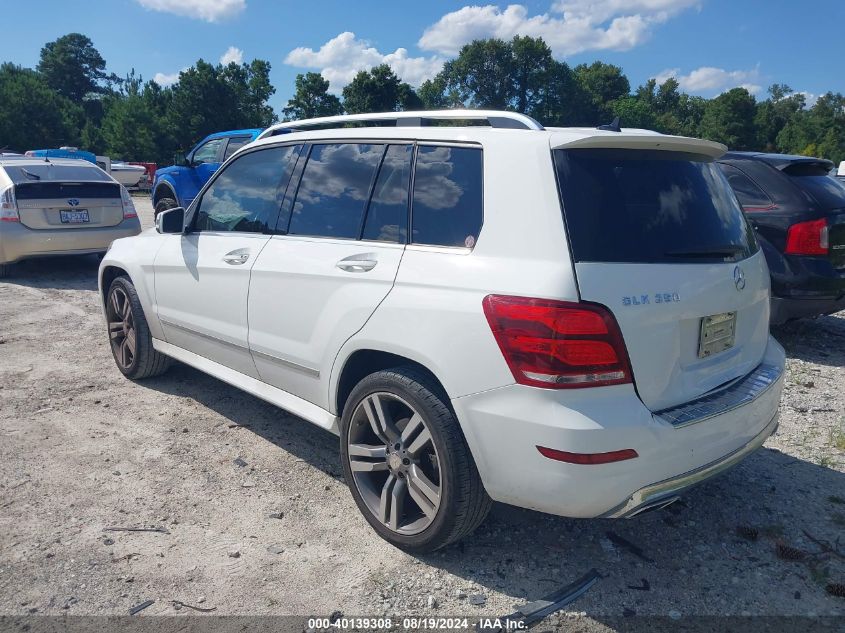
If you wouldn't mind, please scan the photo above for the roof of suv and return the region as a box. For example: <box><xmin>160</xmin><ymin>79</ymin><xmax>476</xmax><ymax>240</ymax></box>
<box><xmin>250</xmin><ymin>110</ymin><xmax>728</xmax><ymax>158</ymax></box>
<box><xmin>722</xmin><ymin>151</ymin><xmax>834</xmax><ymax>171</ymax></box>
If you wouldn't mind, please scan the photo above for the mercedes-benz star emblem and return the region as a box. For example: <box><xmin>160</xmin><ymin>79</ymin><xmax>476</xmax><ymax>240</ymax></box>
<box><xmin>733</xmin><ymin>265</ymin><xmax>746</xmax><ymax>291</ymax></box>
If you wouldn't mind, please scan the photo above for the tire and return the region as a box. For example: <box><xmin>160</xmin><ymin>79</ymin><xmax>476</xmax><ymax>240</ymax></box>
<box><xmin>154</xmin><ymin>196</ymin><xmax>177</xmax><ymax>218</ymax></box>
<box><xmin>340</xmin><ymin>366</ymin><xmax>491</xmax><ymax>552</ymax></box>
<box><xmin>105</xmin><ymin>276</ymin><xmax>171</xmax><ymax>379</ymax></box>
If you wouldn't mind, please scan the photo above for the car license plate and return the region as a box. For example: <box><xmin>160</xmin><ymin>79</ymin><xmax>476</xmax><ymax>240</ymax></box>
<box><xmin>698</xmin><ymin>311</ymin><xmax>737</xmax><ymax>358</ymax></box>
<box><xmin>60</xmin><ymin>209</ymin><xmax>89</xmax><ymax>224</ymax></box>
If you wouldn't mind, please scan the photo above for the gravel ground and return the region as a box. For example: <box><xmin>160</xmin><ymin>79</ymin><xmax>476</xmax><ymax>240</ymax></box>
<box><xmin>0</xmin><ymin>197</ymin><xmax>843</xmax><ymax>628</ymax></box>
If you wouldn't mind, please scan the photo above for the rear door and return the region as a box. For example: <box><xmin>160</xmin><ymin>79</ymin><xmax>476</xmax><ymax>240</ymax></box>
<box><xmin>247</xmin><ymin>142</ymin><xmax>411</xmax><ymax>407</ymax></box>
<box><xmin>154</xmin><ymin>145</ymin><xmax>300</xmax><ymax>377</ymax></box>
<box><xmin>553</xmin><ymin>145</ymin><xmax>770</xmax><ymax>411</ymax></box>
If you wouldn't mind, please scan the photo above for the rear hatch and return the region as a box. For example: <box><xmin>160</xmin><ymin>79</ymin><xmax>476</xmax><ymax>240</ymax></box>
<box><xmin>781</xmin><ymin>162</ymin><xmax>845</xmax><ymax>269</ymax></box>
<box><xmin>552</xmin><ymin>136</ymin><xmax>770</xmax><ymax>411</ymax></box>
<box><xmin>6</xmin><ymin>163</ymin><xmax>122</xmax><ymax>229</ymax></box>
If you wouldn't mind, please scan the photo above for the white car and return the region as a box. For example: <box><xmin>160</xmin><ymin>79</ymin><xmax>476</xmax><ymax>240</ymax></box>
<box><xmin>98</xmin><ymin>110</ymin><xmax>785</xmax><ymax>552</ymax></box>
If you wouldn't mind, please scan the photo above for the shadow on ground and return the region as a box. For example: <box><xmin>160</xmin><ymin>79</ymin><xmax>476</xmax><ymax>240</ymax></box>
<box><xmin>143</xmin><ymin>361</ymin><xmax>845</xmax><ymax>619</ymax></box>
<box><xmin>1</xmin><ymin>255</ymin><xmax>100</xmax><ymax>291</ymax></box>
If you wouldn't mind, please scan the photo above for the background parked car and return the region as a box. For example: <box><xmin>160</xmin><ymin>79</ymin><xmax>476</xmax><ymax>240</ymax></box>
<box><xmin>0</xmin><ymin>156</ymin><xmax>141</xmax><ymax>277</ymax></box>
<box><xmin>718</xmin><ymin>152</ymin><xmax>845</xmax><ymax>323</ymax></box>
<box><xmin>150</xmin><ymin>128</ymin><xmax>262</xmax><ymax>217</ymax></box>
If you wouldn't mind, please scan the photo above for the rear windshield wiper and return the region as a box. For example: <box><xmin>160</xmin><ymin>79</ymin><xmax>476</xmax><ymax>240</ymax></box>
<box><xmin>21</xmin><ymin>168</ymin><xmax>41</xmax><ymax>180</ymax></box>
<box><xmin>665</xmin><ymin>245</ymin><xmax>745</xmax><ymax>258</ymax></box>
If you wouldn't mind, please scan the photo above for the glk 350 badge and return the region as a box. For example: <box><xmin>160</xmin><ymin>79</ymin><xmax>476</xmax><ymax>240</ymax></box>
<box><xmin>622</xmin><ymin>292</ymin><xmax>680</xmax><ymax>306</ymax></box>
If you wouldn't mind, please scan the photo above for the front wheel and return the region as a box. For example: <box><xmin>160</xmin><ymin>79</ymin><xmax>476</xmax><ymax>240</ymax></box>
<box><xmin>340</xmin><ymin>366</ymin><xmax>491</xmax><ymax>552</ymax></box>
<box><xmin>154</xmin><ymin>196</ymin><xmax>177</xmax><ymax>218</ymax></box>
<box><xmin>106</xmin><ymin>276</ymin><xmax>171</xmax><ymax>379</ymax></box>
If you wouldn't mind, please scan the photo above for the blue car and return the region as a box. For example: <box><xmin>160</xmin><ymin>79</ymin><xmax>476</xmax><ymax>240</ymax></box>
<box><xmin>151</xmin><ymin>129</ymin><xmax>263</xmax><ymax>217</ymax></box>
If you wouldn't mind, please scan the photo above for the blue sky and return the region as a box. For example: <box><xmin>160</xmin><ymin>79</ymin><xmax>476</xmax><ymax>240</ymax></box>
<box><xmin>3</xmin><ymin>0</ymin><xmax>843</xmax><ymax>115</ymax></box>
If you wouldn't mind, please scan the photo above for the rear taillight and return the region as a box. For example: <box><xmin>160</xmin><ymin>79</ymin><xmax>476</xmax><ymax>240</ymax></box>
<box><xmin>120</xmin><ymin>185</ymin><xmax>137</xmax><ymax>219</ymax></box>
<box><xmin>482</xmin><ymin>295</ymin><xmax>633</xmax><ymax>389</ymax></box>
<box><xmin>0</xmin><ymin>186</ymin><xmax>19</xmax><ymax>222</ymax></box>
<box><xmin>785</xmin><ymin>218</ymin><xmax>828</xmax><ymax>256</ymax></box>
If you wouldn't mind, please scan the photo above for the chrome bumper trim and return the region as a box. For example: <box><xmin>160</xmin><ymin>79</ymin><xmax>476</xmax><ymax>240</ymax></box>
<box><xmin>655</xmin><ymin>363</ymin><xmax>782</xmax><ymax>428</ymax></box>
<box><xmin>602</xmin><ymin>411</ymin><xmax>779</xmax><ymax>519</ymax></box>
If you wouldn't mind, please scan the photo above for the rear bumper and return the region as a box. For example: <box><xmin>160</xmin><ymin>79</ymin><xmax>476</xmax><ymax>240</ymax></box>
<box><xmin>602</xmin><ymin>410</ymin><xmax>778</xmax><ymax>517</ymax></box>
<box><xmin>452</xmin><ymin>336</ymin><xmax>785</xmax><ymax>518</ymax></box>
<box><xmin>0</xmin><ymin>218</ymin><xmax>141</xmax><ymax>264</ymax></box>
<box><xmin>770</xmin><ymin>295</ymin><xmax>845</xmax><ymax>324</ymax></box>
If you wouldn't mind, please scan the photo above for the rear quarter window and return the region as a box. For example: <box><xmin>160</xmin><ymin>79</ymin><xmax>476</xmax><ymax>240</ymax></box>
<box><xmin>411</xmin><ymin>145</ymin><xmax>482</xmax><ymax>248</ymax></box>
<box><xmin>554</xmin><ymin>148</ymin><xmax>758</xmax><ymax>264</ymax></box>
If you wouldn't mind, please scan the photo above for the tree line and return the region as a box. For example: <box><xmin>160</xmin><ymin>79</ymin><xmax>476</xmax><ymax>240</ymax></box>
<box><xmin>1</xmin><ymin>33</ymin><xmax>844</xmax><ymax>165</ymax></box>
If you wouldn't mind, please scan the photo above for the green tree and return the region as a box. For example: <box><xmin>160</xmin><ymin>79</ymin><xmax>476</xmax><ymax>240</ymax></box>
<box><xmin>777</xmin><ymin>92</ymin><xmax>845</xmax><ymax>163</ymax></box>
<box><xmin>342</xmin><ymin>64</ymin><xmax>419</xmax><ymax>113</ymax></box>
<box><xmin>755</xmin><ymin>84</ymin><xmax>806</xmax><ymax>151</ymax></box>
<box><xmin>698</xmin><ymin>87</ymin><xmax>757</xmax><ymax>149</ymax></box>
<box><xmin>441</xmin><ymin>39</ymin><xmax>515</xmax><ymax>108</ymax></box>
<box><xmin>167</xmin><ymin>58</ymin><xmax>276</xmax><ymax>151</ymax></box>
<box><xmin>283</xmin><ymin>72</ymin><xmax>343</xmax><ymax>120</ymax></box>
<box><xmin>574</xmin><ymin>61</ymin><xmax>631</xmax><ymax>122</ymax></box>
<box><xmin>36</xmin><ymin>33</ymin><xmax>115</xmax><ymax>101</ymax></box>
<box><xmin>0</xmin><ymin>63</ymin><xmax>82</xmax><ymax>151</ymax></box>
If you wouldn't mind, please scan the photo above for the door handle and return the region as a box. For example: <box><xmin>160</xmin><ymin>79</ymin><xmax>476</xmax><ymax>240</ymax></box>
<box><xmin>223</xmin><ymin>251</ymin><xmax>250</xmax><ymax>265</ymax></box>
<box><xmin>336</xmin><ymin>258</ymin><xmax>377</xmax><ymax>272</ymax></box>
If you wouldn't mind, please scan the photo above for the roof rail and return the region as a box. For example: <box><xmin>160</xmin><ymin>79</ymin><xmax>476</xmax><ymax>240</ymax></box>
<box><xmin>257</xmin><ymin>109</ymin><xmax>544</xmax><ymax>139</ymax></box>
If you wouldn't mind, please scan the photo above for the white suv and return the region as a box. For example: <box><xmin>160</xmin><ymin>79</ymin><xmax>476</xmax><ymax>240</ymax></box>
<box><xmin>99</xmin><ymin>110</ymin><xmax>785</xmax><ymax>552</ymax></box>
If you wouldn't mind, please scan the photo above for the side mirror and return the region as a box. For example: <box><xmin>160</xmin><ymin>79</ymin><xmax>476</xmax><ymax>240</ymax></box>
<box><xmin>156</xmin><ymin>207</ymin><xmax>185</xmax><ymax>234</ymax></box>
<box><xmin>173</xmin><ymin>153</ymin><xmax>189</xmax><ymax>167</ymax></box>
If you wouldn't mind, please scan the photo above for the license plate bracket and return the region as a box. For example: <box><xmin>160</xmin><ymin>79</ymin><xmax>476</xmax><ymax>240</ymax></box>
<box><xmin>698</xmin><ymin>311</ymin><xmax>737</xmax><ymax>358</ymax></box>
<box><xmin>60</xmin><ymin>209</ymin><xmax>90</xmax><ymax>224</ymax></box>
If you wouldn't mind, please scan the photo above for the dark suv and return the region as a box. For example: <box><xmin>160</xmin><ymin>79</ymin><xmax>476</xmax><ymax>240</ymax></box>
<box><xmin>718</xmin><ymin>152</ymin><xmax>845</xmax><ymax>324</ymax></box>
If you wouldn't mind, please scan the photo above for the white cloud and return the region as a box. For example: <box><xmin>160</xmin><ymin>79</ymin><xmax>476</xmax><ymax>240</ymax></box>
<box><xmin>796</xmin><ymin>91</ymin><xmax>818</xmax><ymax>108</ymax></box>
<box><xmin>284</xmin><ymin>32</ymin><xmax>444</xmax><ymax>90</ymax></box>
<box><xmin>418</xmin><ymin>1</ymin><xmax>700</xmax><ymax>57</ymax></box>
<box><xmin>153</xmin><ymin>71</ymin><xmax>181</xmax><ymax>87</ymax></box>
<box><xmin>134</xmin><ymin>0</ymin><xmax>245</xmax><ymax>22</ymax></box>
<box><xmin>220</xmin><ymin>46</ymin><xmax>244</xmax><ymax>65</ymax></box>
<box><xmin>653</xmin><ymin>66</ymin><xmax>762</xmax><ymax>96</ymax></box>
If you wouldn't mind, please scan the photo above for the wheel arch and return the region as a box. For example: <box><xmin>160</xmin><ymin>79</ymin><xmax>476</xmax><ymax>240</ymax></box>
<box><xmin>152</xmin><ymin>180</ymin><xmax>178</xmax><ymax>206</ymax></box>
<box><xmin>99</xmin><ymin>264</ymin><xmax>130</xmax><ymax>308</ymax></box>
<box><xmin>333</xmin><ymin>348</ymin><xmax>451</xmax><ymax>418</ymax></box>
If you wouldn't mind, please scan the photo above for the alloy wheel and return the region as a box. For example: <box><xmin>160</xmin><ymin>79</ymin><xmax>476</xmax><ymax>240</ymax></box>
<box><xmin>107</xmin><ymin>286</ymin><xmax>137</xmax><ymax>370</ymax></box>
<box><xmin>346</xmin><ymin>392</ymin><xmax>442</xmax><ymax>535</ymax></box>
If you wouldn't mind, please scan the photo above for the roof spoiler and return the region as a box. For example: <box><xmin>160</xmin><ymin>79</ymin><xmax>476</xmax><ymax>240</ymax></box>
<box><xmin>551</xmin><ymin>133</ymin><xmax>727</xmax><ymax>159</ymax></box>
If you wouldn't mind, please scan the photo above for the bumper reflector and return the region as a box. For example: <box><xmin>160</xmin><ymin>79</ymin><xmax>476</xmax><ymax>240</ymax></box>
<box><xmin>537</xmin><ymin>445</ymin><xmax>638</xmax><ymax>465</ymax></box>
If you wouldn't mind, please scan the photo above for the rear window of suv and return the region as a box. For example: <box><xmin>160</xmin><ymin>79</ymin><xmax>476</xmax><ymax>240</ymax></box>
<box><xmin>554</xmin><ymin>148</ymin><xmax>758</xmax><ymax>264</ymax></box>
<box><xmin>782</xmin><ymin>163</ymin><xmax>845</xmax><ymax>210</ymax></box>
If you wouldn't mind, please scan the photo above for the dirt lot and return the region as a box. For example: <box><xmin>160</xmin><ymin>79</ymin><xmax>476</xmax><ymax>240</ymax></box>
<box><xmin>1</xmin><ymin>196</ymin><xmax>844</xmax><ymax>628</ymax></box>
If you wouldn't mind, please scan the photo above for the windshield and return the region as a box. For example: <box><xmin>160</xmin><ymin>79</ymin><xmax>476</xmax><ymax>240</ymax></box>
<box><xmin>554</xmin><ymin>148</ymin><xmax>758</xmax><ymax>264</ymax></box>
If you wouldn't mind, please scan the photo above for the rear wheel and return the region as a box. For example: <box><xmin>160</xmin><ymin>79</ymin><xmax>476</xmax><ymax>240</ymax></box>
<box><xmin>340</xmin><ymin>366</ymin><xmax>491</xmax><ymax>552</ymax></box>
<box><xmin>106</xmin><ymin>276</ymin><xmax>171</xmax><ymax>379</ymax></box>
<box><xmin>154</xmin><ymin>196</ymin><xmax>177</xmax><ymax>218</ymax></box>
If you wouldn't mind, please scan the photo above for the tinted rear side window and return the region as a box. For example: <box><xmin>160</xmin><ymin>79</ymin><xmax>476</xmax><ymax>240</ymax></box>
<box><xmin>554</xmin><ymin>149</ymin><xmax>758</xmax><ymax>264</ymax></box>
<box><xmin>719</xmin><ymin>163</ymin><xmax>774</xmax><ymax>209</ymax></box>
<box><xmin>783</xmin><ymin>163</ymin><xmax>845</xmax><ymax>209</ymax></box>
<box><xmin>412</xmin><ymin>145</ymin><xmax>482</xmax><ymax>247</ymax></box>
<box><xmin>289</xmin><ymin>143</ymin><xmax>384</xmax><ymax>239</ymax></box>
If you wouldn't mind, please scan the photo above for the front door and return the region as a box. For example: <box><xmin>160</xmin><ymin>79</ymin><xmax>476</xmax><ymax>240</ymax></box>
<box><xmin>154</xmin><ymin>144</ymin><xmax>302</xmax><ymax>377</ymax></box>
